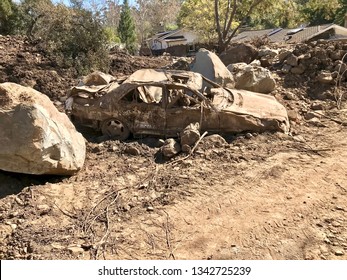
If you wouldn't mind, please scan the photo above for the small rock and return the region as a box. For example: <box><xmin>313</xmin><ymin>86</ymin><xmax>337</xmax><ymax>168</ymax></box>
<box><xmin>37</xmin><ymin>204</ymin><xmax>51</xmax><ymax>215</ymax></box>
<box><xmin>281</xmin><ymin>64</ymin><xmax>292</xmax><ymax>74</ymax></box>
<box><xmin>291</xmin><ymin>65</ymin><xmax>305</xmax><ymax>74</ymax></box>
<box><xmin>305</xmin><ymin>111</ymin><xmax>321</xmax><ymax>120</ymax></box>
<box><xmin>51</xmin><ymin>243</ymin><xmax>65</xmax><ymax>249</ymax></box>
<box><xmin>124</xmin><ymin>146</ymin><xmax>140</xmax><ymax>156</ymax></box>
<box><xmin>317</xmin><ymin>71</ymin><xmax>334</xmax><ymax>84</ymax></box>
<box><xmin>293</xmin><ymin>135</ymin><xmax>305</xmax><ymax>142</ymax></box>
<box><xmin>311</xmin><ymin>102</ymin><xmax>325</xmax><ymax>110</ymax></box>
<box><xmin>245</xmin><ymin>133</ymin><xmax>253</xmax><ymax>139</ymax></box>
<box><xmin>334</xmin><ymin>250</ymin><xmax>344</xmax><ymax>256</ymax></box>
<box><xmin>287</xmin><ymin>110</ymin><xmax>299</xmax><ymax>121</ymax></box>
<box><xmin>332</xmin><ymin>221</ymin><xmax>341</xmax><ymax>227</ymax></box>
<box><xmin>161</xmin><ymin>139</ymin><xmax>181</xmax><ymax>158</ymax></box>
<box><xmin>285</xmin><ymin>91</ymin><xmax>297</xmax><ymax>100</ymax></box>
<box><xmin>335</xmin><ymin>206</ymin><xmax>345</xmax><ymax>211</ymax></box>
<box><xmin>286</xmin><ymin>54</ymin><xmax>299</xmax><ymax>66</ymax></box>
<box><xmin>15</xmin><ymin>197</ymin><xmax>24</xmax><ymax>206</ymax></box>
<box><xmin>147</xmin><ymin>206</ymin><xmax>154</xmax><ymax>212</ymax></box>
<box><xmin>67</xmin><ymin>246</ymin><xmax>84</xmax><ymax>254</ymax></box>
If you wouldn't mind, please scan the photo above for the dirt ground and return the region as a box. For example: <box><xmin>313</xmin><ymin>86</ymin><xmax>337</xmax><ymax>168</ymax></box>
<box><xmin>0</xmin><ymin>36</ymin><xmax>347</xmax><ymax>260</ymax></box>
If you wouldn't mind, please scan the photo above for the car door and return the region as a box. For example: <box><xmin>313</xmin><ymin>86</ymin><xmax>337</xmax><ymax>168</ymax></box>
<box><xmin>117</xmin><ymin>84</ymin><xmax>166</xmax><ymax>136</ymax></box>
<box><xmin>164</xmin><ymin>85</ymin><xmax>219</xmax><ymax>136</ymax></box>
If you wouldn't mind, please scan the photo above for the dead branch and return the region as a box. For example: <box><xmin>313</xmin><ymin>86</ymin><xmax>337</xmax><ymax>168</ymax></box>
<box><xmin>312</xmin><ymin>111</ymin><xmax>347</xmax><ymax>126</ymax></box>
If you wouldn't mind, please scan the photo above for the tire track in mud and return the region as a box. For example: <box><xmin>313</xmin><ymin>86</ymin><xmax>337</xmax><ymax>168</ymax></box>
<box><xmin>150</xmin><ymin>129</ymin><xmax>347</xmax><ymax>260</ymax></box>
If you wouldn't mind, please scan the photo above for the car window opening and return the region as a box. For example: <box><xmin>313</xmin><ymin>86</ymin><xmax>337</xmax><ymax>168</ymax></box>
<box><xmin>121</xmin><ymin>86</ymin><xmax>163</xmax><ymax>104</ymax></box>
<box><xmin>167</xmin><ymin>87</ymin><xmax>200</xmax><ymax>109</ymax></box>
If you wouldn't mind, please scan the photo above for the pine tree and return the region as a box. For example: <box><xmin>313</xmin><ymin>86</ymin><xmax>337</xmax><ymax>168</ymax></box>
<box><xmin>117</xmin><ymin>0</ymin><xmax>137</xmax><ymax>54</ymax></box>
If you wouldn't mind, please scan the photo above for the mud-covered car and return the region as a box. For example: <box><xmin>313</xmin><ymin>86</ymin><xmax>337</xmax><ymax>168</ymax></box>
<box><xmin>65</xmin><ymin>69</ymin><xmax>289</xmax><ymax>140</ymax></box>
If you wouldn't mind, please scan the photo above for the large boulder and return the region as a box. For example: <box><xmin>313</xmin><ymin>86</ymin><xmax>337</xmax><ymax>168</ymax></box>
<box><xmin>227</xmin><ymin>63</ymin><xmax>276</xmax><ymax>94</ymax></box>
<box><xmin>0</xmin><ymin>83</ymin><xmax>86</xmax><ymax>175</ymax></box>
<box><xmin>191</xmin><ymin>48</ymin><xmax>234</xmax><ymax>88</ymax></box>
<box><xmin>219</xmin><ymin>43</ymin><xmax>258</xmax><ymax>65</ymax></box>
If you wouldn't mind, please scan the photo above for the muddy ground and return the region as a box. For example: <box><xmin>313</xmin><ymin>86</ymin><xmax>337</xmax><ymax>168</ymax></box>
<box><xmin>0</xmin><ymin>36</ymin><xmax>347</xmax><ymax>260</ymax></box>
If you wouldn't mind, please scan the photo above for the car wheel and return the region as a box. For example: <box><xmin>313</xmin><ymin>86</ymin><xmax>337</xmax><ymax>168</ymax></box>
<box><xmin>101</xmin><ymin>118</ymin><xmax>130</xmax><ymax>141</ymax></box>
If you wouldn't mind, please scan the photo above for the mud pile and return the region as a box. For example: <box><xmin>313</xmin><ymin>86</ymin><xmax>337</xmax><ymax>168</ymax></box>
<box><xmin>0</xmin><ymin>35</ymin><xmax>76</xmax><ymax>101</ymax></box>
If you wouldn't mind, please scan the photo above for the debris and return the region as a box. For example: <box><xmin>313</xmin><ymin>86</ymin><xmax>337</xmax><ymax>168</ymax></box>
<box><xmin>180</xmin><ymin>123</ymin><xmax>200</xmax><ymax>153</ymax></box>
<box><xmin>67</xmin><ymin>246</ymin><xmax>84</xmax><ymax>254</ymax></box>
<box><xmin>124</xmin><ymin>146</ymin><xmax>141</xmax><ymax>156</ymax></box>
<box><xmin>161</xmin><ymin>139</ymin><xmax>181</xmax><ymax>158</ymax></box>
<box><xmin>334</xmin><ymin>249</ymin><xmax>345</xmax><ymax>256</ymax></box>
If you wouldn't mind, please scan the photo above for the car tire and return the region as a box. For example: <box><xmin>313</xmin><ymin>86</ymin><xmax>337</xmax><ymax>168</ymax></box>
<box><xmin>101</xmin><ymin>118</ymin><xmax>130</xmax><ymax>141</ymax></box>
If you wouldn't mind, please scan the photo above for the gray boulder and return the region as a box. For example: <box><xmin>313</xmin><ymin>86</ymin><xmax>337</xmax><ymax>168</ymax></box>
<box><xmin>0</xmin><ymin>82</ymin><xmax>86</xmax><ymax>175</ymax></box>
<box><xmin>191</xmin><ymin>48</ymin><xmax>234</xmax><ymax>88</ymax></box>
<box><xmin>227</xmin><ymin>63</ymin><xmax>276</xmax><ymax>94</ymax></box>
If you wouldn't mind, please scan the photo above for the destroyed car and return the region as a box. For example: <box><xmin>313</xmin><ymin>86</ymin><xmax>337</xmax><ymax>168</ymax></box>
<box><xmin>65</xmin><ymin>69</ymin><xmax>289</xmax><ymax>140</ymax></box>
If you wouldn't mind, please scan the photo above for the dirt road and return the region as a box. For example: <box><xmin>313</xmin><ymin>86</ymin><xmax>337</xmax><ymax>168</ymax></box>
<box><xmin>1</xmin><ymin>113</ymin><xmax>346</xmax><ymax>260</ymax></box>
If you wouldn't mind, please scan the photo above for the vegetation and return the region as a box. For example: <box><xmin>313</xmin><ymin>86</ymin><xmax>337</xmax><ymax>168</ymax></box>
<box><xmin>0</xmin><ymin>0</ymin><xmax>345</xmax><ymax>65</ymax></box>
<box><xmin>118</xmin><ymin>0</ymin><xmax>137</xmax><ymax>54</ymax></box>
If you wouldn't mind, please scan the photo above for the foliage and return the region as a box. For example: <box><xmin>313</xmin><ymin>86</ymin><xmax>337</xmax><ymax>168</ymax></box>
<box><xmin>249</xmin><ymin>0</ymin><xmax>302</xmax><ymax>28</ymax></box>
<box><xmin>17</xmin><ymin>0</ymin><xmax>109</xmax><ymax>74</ymax></box>
<box><xmin>334</xmin><ymin>0</ymin><xmax>347</xmax><ymax>26</ymax></box>
<box><xmin>178</xmin><ymin>0</ymin><xmax>218</xmax><ymax>42</ymax></box>
<box><xmin>0</xmin><ymin>0</ymin><xmax>22</xmax><ymax>34</ymax></box>
<box><xmin>299</xmin><ymin>0</ymin><xmax>341</xmax><ymax>25</ymax></box>
<box><xmin>118</xmin><ymin>0</ymin><xmax>137</xmax><ymax>53</ymax></box>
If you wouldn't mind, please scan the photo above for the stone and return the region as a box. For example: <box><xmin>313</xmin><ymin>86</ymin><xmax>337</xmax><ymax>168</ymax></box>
<box><xmin>317</xmin><ymin>71</ymin><xmax>334</xmax><ymax>84</ymax></box>
<box><xmin>281</xmin><ymin>64</ymin><xmax>292</xmax><ymax>74</ymax></box>
<box><xmin>67</xmin><ymin>246</ymin><xmax>84</xmax><ymax>254</ymax></box>
<box><xmin>305</xmin><ymin>111</ymin><xmax>321</xmax><ymax>120</ymax></box>
<box><xmin>285</xmin><ymin>91</ymin><xmax>298</xmax><ymax>100</ymax></box>
<box><xmin>287</xmin><ymin>110</ymin><xmax>299</xmax><ymax>121</ymax></box>
<box><xmin>219</xmin><ymin>43</ymin><xmax>258</xmax><ymax>65</ymax></box>
<box><xmin>228</xmin><ymin>63</ymin><xmax>276</xmax><ymax>94</ymax></box>
<box><xmin>180</xmin><ymin>123</ymin><xmax>200</xmax><ymax>152</ymax></box>
<box><xmin>334</xmin><ymin>250</ymin><xmax>344</xmax><ymax>256</ymax></box>
<box><xmin>311</xmin><ymin>102</ymin><xmax>325</xmax><ymax>111</ymax></box>
<box><xmin>200</xmin><ymin>134</ymin><xmax>227</xmax><ymax>148</ymax></box>
<box><xmin>278</xmin><ymin>50</ymin><xmax>292</xmax><ymax>62</ymax></box>
<box><xmin>258</xmin><ymin>47</ymin><xmax>278</xmax><ymax>58</ymax></box>
<box><xmin>245</xmin><ymin>133</ymin><xmax>253</xmax><ymax>139</ymax></box>
<box><xmin>37</xmin><ymin>204</ymin><xmax>51</xmax><ymax>215</ymax></box>
<box><xmin>191</xmin><ymin>48</ymin><xmax>235</xmax><ymax>88</ymax></box>
<box><xmin>161</xmin><ymin>138</ymin><xmax>181</xmax><ymax>158</ymax></box>
<box><xmin>0</xmin><ymin>82</ymin><xmax>86</xmax><ymax>175</ymax></box>
<box><xmin>291</xmin><ymin>65</ymin><xmax>305</xmax><ymax>75</ymax></box>
<box><xmin>286</xmin><ymin>54</ymin><xmax>299</xmax><ymax>66</ymax></box>
<box><xmin>124</xmin><ymin>146</ymin><xmax>141</xmax><ymax>156</ymax></box>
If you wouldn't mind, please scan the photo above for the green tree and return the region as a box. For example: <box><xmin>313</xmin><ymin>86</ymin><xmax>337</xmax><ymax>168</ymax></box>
<box><xmin>0</xmin><ymin>0</ymin><xmax>21</xmax><ymax>34</ymax></box>
<box><xmin>179</xmin><ymin>0</ymin><xmax>276</xmax><ymax>53</ymax></box>
<box><xmin>334</xmin><ymin>0</ymin><xmax>347</xmax><ymax>26</ymax></box>
<box><xmin>298</xmin><ymin>0</ymin><xmax>341</xmax><ymax>25</ymax></box>
<box><xmin>118</xmin><ymin>0</ymin><xmax>137</xmax><ymax>53</ymax></box>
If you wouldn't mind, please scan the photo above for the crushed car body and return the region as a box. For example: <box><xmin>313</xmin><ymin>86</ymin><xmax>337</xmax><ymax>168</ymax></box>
<box><xmin>65</xmin><ymin>69</ymin><xmax>290</xmax><ymax>140</ymax></box>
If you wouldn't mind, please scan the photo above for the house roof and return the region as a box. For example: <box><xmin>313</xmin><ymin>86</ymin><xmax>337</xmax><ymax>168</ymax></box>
<box><xmin>230</xmin><ymin>23</ymin><xmax>347</xmax><ymax>44</ymax></box>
